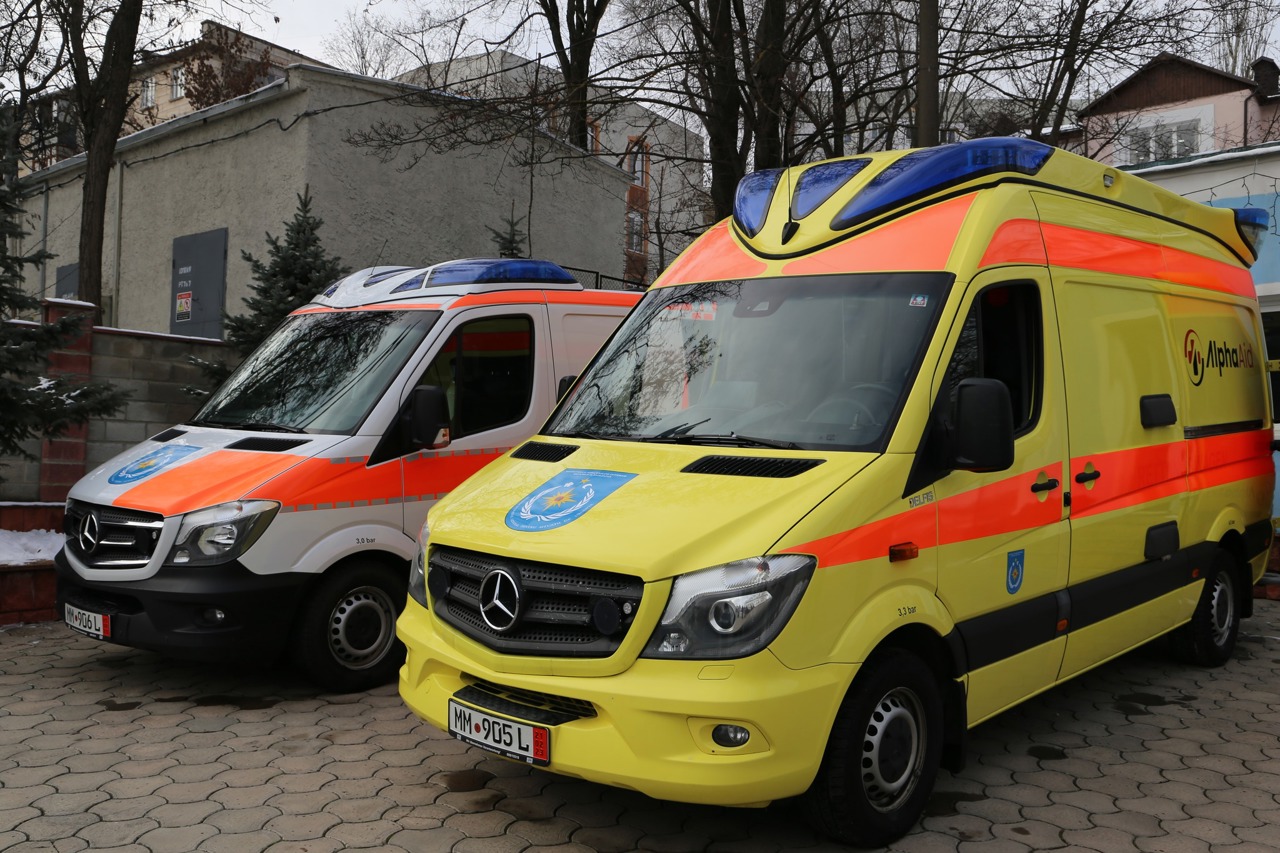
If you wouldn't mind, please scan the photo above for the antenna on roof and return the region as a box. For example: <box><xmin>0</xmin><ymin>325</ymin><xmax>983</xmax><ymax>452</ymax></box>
<box><xmin>372</xmin><ymin>238</ymin><xmax>388</xmax><ymax>269</ymax></box>
<box><xmin>781</xmin><ymin>158</ymin><xmax>799</xmax><ymax>245</ymax></box>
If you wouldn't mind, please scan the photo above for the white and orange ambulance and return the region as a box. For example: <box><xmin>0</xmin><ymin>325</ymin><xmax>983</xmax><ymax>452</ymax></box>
<box><xmin>397</xmin><ymin>140</ymin><xmax>1275</xmax><ymax>846</ymax></box>
<box><xmin>56</xmin><ymin>258</ymin><xmax>639</xmax><ymax>691</ymax></box>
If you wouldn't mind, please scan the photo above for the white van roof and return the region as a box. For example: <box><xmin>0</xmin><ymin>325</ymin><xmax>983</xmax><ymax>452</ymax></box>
<box><xmin>311</xmin><ymin>258</ymin><xmax>586</xmax><ymax>309</ymax></box>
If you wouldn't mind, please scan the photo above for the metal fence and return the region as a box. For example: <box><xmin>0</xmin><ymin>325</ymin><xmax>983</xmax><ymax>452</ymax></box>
<box><xmin>562</xmin><ymin>265</ymin><xmax>646</xmax><ymax>292</ymax></box>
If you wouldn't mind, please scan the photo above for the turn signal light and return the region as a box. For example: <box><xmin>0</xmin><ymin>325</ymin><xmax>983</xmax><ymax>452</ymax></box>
<box><xmin>889</xmin><ymin>542</ymin><xmax>919</xmax><ymax>562</ymax></box>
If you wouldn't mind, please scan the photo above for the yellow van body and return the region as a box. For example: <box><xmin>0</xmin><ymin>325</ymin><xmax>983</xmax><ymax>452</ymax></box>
<box><xmin>396</xmin><ymin>139</ymin><xmax>1274</xmax><ymax>847</ymax></box>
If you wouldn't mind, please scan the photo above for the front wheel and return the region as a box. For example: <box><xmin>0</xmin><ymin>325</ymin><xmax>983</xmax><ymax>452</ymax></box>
<box><xmin>1171</xmin><ymin>549</ymin><xmax>1241</xmax><ymax>667</ymax></box>
<box><xmin>294</xmin><ymin>561</ymin><xmax>407</xmax><ymax>692</ymax></box>
<box><xmin>803</xmin><ymin>649</ymin><xmax>943</xmax><ymax>848</ymax></box>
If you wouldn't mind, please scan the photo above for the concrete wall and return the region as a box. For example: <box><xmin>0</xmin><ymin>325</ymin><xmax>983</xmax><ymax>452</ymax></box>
<box><xmin>18</xmin><ymin>65</ymin><xmax>633</xmax><ymax>337</ymax></box>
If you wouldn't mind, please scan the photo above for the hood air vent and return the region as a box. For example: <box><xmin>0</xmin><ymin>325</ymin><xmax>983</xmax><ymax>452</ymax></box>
<box><xmin>683</xmin><ymin>456</ymin><xmax>825</xmax><ymax>478</ymax></box>
<box><xmin>512</xmin><ymin>441</ymin><xmax>579</xmax><ymax>462</ymax></box>
<box><xmin>226</xmin><ymin>437</ymin><xmax>311</xmax><ymax>452</ymax></box>
<box><xmin>150</xmin><ymin>428</ymin><xmax>187</xmax><ymax>442</ymax></box>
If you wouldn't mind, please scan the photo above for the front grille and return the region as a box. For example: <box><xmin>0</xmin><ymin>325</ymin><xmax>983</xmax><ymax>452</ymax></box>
<box><xmin>430</xmin><ymin>545</ymin><xmax>643</xmax><ymax>657</ymax></box>
<box><xmin>64</xmin><ymin>500</ymin><xmax>164</xmax><ymax>568</ymax></box>
<box><xmin>226</xmin><ymin>436</ymin><xmax>311</xmax><ymax>452</ymax></box>
<box><xmin>457</xmin><ymin>676</ymin><xmax>597</xmax><ymax>725</ymax></box>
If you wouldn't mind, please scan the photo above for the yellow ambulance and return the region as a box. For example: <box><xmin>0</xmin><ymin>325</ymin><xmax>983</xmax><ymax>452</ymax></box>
<box><xmin>396</xmin><ymin>139</ymin><xmax>1275</xmax><ymax>846</ymax></box>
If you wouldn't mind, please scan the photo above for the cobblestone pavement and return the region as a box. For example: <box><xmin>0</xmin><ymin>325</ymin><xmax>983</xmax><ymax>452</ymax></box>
<box><xmin>0</xmin><ymin>600</ymin><xmax>1277</xmax><ymax>853</ymax></box>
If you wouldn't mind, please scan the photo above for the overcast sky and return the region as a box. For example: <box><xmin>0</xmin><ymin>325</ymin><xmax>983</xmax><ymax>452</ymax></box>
<box><xmin>255</xmin><ymin>0</ymin><xmax>412</xmax><ymax>63</ymax></box>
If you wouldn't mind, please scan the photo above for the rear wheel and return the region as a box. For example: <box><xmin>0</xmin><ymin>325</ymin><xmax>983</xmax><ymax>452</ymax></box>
<box><xmin>294</xmin><ymin>561</ymin><xmax>407</xmax><ymax>692</ymax></box>
<box><xmin>803</xmin><ymin>649</ymin><xmax>943</xmax><ymax>848</ymax></box>
<box><xmin>1172</xmin><ymin>549</ymin><xmax>1241</xmax><ymax>667</ymax></box>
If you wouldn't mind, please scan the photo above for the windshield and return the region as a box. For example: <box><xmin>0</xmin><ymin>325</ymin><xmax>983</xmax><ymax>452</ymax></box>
<box><xmin>547</xmin><ymin>273</ymin><xmax>953</xmax><ymax>451</ymax></box>
<box><xmin>194</xmin><ymin>310</ymin><xmax>440</xmax><ymax>434</ymax></box>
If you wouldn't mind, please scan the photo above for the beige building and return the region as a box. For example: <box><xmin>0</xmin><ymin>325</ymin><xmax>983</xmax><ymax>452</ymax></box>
<box><xmin>1062</xmin><ymin>53</ymin><xmax>1280</xmax><ymax>167</ymax></box>
<box><xmin>24</xmin><ymin>21</ymin><xmax>329</xmax><ymax>175</ymax></box>
<box><xmin>18</xmin><ymin>64</ymin><xmax>633</xmax><ymax>337</ymax></box>
<box><xmin>401</xmin><ymin>50</ymin><xmax>707</xmax><ymax>284</ymax></box>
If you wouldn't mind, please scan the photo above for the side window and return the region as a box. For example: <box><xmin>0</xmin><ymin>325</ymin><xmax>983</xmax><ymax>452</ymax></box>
<box><xmin>944</xmin><ymin>283</ymin><xmax>1042</xmax><ymax>435</ymax></box>
<box><xmin>419</xmin><ymin>315</ymin><xmax>535</xmax><ymax>438</ymax></box>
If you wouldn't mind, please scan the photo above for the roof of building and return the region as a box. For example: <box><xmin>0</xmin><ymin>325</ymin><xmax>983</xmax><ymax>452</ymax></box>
<box><xmin>1079</xmin><ymin>52</ymin><xmax>1257</xmax><ymax>118</ymax></box>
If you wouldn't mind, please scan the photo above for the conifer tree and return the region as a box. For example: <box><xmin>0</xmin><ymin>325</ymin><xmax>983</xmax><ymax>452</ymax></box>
<box><xmin>487</xmin><ymin>203</ymin><xmax>528</xmax><ymax>258</ymax></box>
<box><xmin>196</xmin><ymin>188</ymin><xmax>350</xmax><ymax>387</ymax></box>
<box><xmin>0</xmin><ymin>130</ymin><xmax>126</xmax><ymax>479</ymax></box>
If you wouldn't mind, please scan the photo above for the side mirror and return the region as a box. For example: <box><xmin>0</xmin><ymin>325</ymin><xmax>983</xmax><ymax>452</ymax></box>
<box><xmin>952</xmin><ymin>378</ymin><xmax>1014</xmax><ymax>472</ymax></box>
<box><xmin>409</xmin><ymin>385</ymin><xmax>451</xmax><ymax>449</ymax></box>
<box><xmin>557</xmin><ymin>375</ymin><xmax>577</xmax><ymax>400</ymax></box>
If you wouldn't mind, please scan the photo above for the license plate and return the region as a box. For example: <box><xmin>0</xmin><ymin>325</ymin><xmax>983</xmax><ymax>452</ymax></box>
<box><xmin>65</xmin><ymin>603</ymin><xmax>111</xmax><ymax>639</ymax></box>
<box><xmin>448</xmin><ymin>699</ymin><xmax>550</xmax><ymax>766</ymax></box>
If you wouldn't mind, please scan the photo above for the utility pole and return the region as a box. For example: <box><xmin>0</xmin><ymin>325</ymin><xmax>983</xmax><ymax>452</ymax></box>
<box><xmin>916</xmin><ymin>0</ymin><xmax>939</xmax><ymax>147</ymax></box>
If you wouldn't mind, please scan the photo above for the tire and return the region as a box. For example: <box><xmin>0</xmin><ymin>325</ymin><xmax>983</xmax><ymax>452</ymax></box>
<box><xmin>294</xmin><ymin>561</ymin><xmax>407</xmax><ymax>692</ymax></box>
<box><xmin>803</xmin><ymin>649</ymin><xmax>943</xmax><ymax>848</ymax></box>
<box><xmin>1171</xmin><ymin>549</ymin><xmax>1241</xmax><ymax>667</ymax></box>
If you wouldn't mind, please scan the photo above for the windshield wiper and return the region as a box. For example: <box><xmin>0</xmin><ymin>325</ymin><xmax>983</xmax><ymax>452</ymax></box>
<box><xmin>643</xmin><ymin>418</ymin><xmax>711</xmax><ymax>440</ymax></box>
<box><xmin>551</xmin><ymin>430</ymin><xmax>626</xmax><ymax>441</ymax></box>
<box><xmin>646</xmin><ymin>432</ymin><xmax>801</xmax><ymax>450</ymax></box>
<box><xmin>187</xmin><ymin>418</ymin><xmax>306</xmax><ymax>434</ymax></box>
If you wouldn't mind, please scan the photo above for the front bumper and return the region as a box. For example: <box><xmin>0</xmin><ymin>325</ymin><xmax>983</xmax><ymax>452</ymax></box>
<box><xmin>55</xmin><ymin>549</ymin><xmax>311</xmax><ymax>662</ymax></box>
<box><xmin>396</xmin><ymin>601</ymin><xmax>856</xmax><ymax>806</ymax></box>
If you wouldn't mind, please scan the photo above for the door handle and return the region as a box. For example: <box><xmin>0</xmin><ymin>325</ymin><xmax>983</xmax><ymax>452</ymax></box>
<box><xmin>1030</xmin><ymin>478</ymin><xmax>1060</xmax><ymax>493</ymax></box>
<box><xmin>1075</xmin><ymin>470</ymin><xmax>1101</xmax><ymax>484</ymax></box>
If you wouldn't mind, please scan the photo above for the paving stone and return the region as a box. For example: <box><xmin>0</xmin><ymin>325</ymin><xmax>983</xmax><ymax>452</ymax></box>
<box><xmin>204</xmin><ymin>806</ymin><xmax>281</xmax><ymax>833</ymax></box>
<box><xmin>134</xmin><ymin>823</ymin><xmax>219</xmax><ymax>852</ymax></box>
<box><xmin>31</xmin><ymin>790</ymin><xmax>111</xmax><ymax>815</ymax></box>
<box><xmin>264</xmin><ymin>812</ymin><xmax>342</xmax><ymax>840</ymax></box>
<box><xmin>323</xmin><ymin>818</ymin><xmax>402</xmax><ymax>848</ymax></box>
<box><xmin>74</xmin><ymin>817</ymin><xmax>159</xmax><ymax>847</ymax></box>
<box><xmin>195</xmin><ymin>829</ymin><xmax>281</xmax><ymax>853</ymax></box>
<box><xmin>144</xmin><ymin>800</ymin><xmax>222</xmax><ymax>827</ymax></box>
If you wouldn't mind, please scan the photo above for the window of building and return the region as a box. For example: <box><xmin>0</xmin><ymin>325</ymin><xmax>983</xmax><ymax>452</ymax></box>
<box><xmin>140</xmin><ymin>77</ymin><xmax>156</xmax><ymax>109</ymax></box>
<box><xmin>626</xmin><ymin>210</ymin><xmax>646</xmax><ymax>254</ymax></box>
<box><xmin>416</xmin><ymin>315</ymin><xmax>535</xmax><ymax>438</ymax></box>
<box><xmin>586</xmin><ymin>118</ymin><xmax>602</xmax><ymax>153</ymax></box>
<box><xmin>1127</xmin><ymin>120</ymin><xmax>1199</xmax><ymax>164</ymax></box>
<box><xmin>626</xmin><ymin>138</ymin><xmax>649</xmax><ymax>186</ymax></box>
<box><xmin>171</xmin><ymin>67</ymin><xmax>186</xmax><ymax>100</ymax></box>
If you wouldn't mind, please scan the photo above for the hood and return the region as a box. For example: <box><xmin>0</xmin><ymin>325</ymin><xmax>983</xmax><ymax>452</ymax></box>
<box><xmin>428</xmin><ymin>439</ymin><xmax>876</xmax><ymax>582</ymax></box>
<box><xmin>69</xmin><ymin>426</ymin><xmax>349</xmax><ymax>517</ymax></box>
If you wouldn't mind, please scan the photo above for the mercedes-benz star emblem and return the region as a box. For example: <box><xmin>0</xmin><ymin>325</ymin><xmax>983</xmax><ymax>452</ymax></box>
<box><xmin>478</xmin><ymin>568</ymin><xmax>523</xmax><ymax>633</ymax></box>
<box><xmin>77</xmin><ymin>511</ymin><xmax>101</xmax><ymax>555</ymax></box>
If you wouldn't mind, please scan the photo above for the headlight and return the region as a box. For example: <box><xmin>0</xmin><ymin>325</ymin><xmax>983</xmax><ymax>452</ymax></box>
<box><xmin>166</xmin><ymin>500</ymin><xmax>279</xmax><ymax>566</ymax></box>
<box><xmin>641</xmin><ymin>554</ymin><xmax>815</xmax><ymax>659</ymax></box>
<box><xmin>409</xmin><ymin>518</ymin><xmax>429</xmax><ymax>608</ymax></box>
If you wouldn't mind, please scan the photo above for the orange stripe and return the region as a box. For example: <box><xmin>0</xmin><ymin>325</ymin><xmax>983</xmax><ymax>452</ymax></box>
<box><xmin>1040</xmin><ymin>223</ymin><xmax>1255</xmax><ymax>299</ymax></box>
<box><xmin>980</xmin><ymin>219</ymin><xmax>1048</xmax><ymax>267</ymax></box>
<box><xmin>115</xmin><ymin>450</ymin><xmax>302</xmax><ymax>516</ymax></box>
<box><xmin>245</xmin><ymin>456</ymin><xmax>404</xmax><ymax>509</ymax></box>
<box><xmin>451</xmin><ymin>292</ymin><xmax>547</xmax><ymax>308</ymax></box>
<box><xmin>1187</xmin><ymin>429</ymin><xmax>1273</xmax><ymax>491</ymax></box>
<box><xmin>654</xmin><ymin>222</ymin><xmax>769</xmax><ymax>287</ymax></box>
<box><xmin>785</xmin><ymin>503</ymin><xmax>937</xmax><ymax>566</ymax></box>
<box><xmin>937</xmin><ymin>467</ymin><xmax>1064</xmax><ymax>545</ymax></box>
<box><xmin>402</xmin><ymin>450</ymin><xmax>508</xmax><ymax>499</ymax></box>
<box><xmin>545</xmin><ymin>291</ymin><xmax>642</xmax><ymax>307</ymax></box>
<box><xmin>1070</xmin><ymin>442</ymin><xmax>1187</xmax><ymax>519</ymax></box>
<box><xmin>783</xmin><ymin>194</ymin><xmax>976</xmax><ymax>276</ymax></box>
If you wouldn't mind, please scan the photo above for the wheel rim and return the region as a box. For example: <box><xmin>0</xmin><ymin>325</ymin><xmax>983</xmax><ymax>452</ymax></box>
<box><xmin>328</xmin><ymin>585</ymin><xmax>397</xmax><ymax>670</ymax></box>
<box><xmin>1208</xmin><ymin>571</ymin><xmax>1235</xmax><ymax>649</ymax></box>
<box><xmin>860</xmin><ymin>686</ymin><xmax>927</xmax><ymax>812</ymax></box>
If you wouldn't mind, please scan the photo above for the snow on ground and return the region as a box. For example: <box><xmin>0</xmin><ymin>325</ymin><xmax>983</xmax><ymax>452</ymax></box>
<box><xmin>0</xmin><ymin>529</ymin><xmax>62</xmax><ymax>565</ymax></box>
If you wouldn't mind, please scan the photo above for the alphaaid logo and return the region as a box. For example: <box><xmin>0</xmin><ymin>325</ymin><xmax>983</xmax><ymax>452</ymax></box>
<box><xmin>1184</xmin><ymin>329</ymin><xmax>1254</xmax><ymax>388</ymax></box>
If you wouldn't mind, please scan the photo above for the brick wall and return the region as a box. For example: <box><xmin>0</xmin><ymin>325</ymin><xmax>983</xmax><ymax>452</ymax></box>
<box><xmin>0</xmin><ymin>301</ymin><xmax>235</xmax><ymax>505</ymax></box>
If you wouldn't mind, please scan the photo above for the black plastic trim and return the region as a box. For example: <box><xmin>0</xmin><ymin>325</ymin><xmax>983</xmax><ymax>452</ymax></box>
<box><xmin>682</xmin><ymin>456</ymin><xmax>825</xmax><ymax>478</ymax></box>
<box><xmin>150</xmin><ymin>428</ymin><xmax>187</xmax><ymax>442</ymax></box>
<box><xmin>1139</xmin><ymin>394</ymin><xmax>1177</xmax><ymax>428</ymax></box>
<box><xmin>1183</xmin><ymin>420</ymin><xmax>1265</xmax><ymax>439</ymax></box>
<box><xmin>226</xmin><ymin>436</ymin><xmax>311</xmax><ymax>452</ymax></box>
<box><xmin>512</xmin><ymin>442</ymin><xmax>579</xmax><ymax>463</ymax></box>
<box><xmin>1244</xmin><ymin>518</ymin><xmax>1272</xmax><ymax>560</ymax></box>
<box><xmin>1144</xmin><ymin>521</ymin><xmax>1180</xmax><ymax>560</ymax></box>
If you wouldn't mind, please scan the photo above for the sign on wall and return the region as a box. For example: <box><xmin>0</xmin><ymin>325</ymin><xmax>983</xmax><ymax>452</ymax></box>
<box><xmin>54</xmin><ymin>263</ymin><xmax>79</xmax><ymax>300</ymax></box>
<box><xmin>170</xmin><ymin>228</ymin><xmax>228</xmax><ymax>338</ymax></box>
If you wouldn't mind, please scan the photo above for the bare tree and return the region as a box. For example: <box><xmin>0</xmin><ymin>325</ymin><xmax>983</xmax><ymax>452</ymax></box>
<box><xmin>1</xmin><ymin>0</ymin><xmax>70</xmax><ymax>182</ymax></box>
<box><xmin>321</xmin><ymin>7</ymin><xmax>414</xmax><ymax>79</ymax></box>
<box><xmin>1205</xmin><ymin>0</ymin><xmax>1280</xmax><ymax>78</ymax></box>
<box><xmin>181</xmin><ymin>22</ymin><xmax>273</xmax><ymax>110</ymax></box>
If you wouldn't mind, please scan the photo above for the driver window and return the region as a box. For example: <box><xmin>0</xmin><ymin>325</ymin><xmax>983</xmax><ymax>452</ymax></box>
<box><xmin>945</xmin><ymin>283</ymin><xmax>1042</xmax><ymax>435</ymax></box>
<box><xmin>418</xmin><ymin>315</ymin><xmax>535</xmax><ymax>438</ymax></box>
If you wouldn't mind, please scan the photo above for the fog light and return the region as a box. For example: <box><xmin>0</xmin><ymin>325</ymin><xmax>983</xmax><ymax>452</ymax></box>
<box><xmin>712</xmin><ymin>724</ymin><xmax>750</xmax><ymax>747</ymax></box>
<box><xmin>202</xmin><ymin>607</ymin><xmax>226</xmax><ymax>625</ymax></box>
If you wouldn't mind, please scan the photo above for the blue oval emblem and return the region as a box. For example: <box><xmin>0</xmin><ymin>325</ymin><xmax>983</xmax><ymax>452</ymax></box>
<box><xmin>505</xmin><ymin>468</ymin><xmax>636</xmax><ymax>532</ymax></box>
<box><xmin>108</xmin><ymin>445</ymin><xmax>201</xmax><ymax>485</ymax></box>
